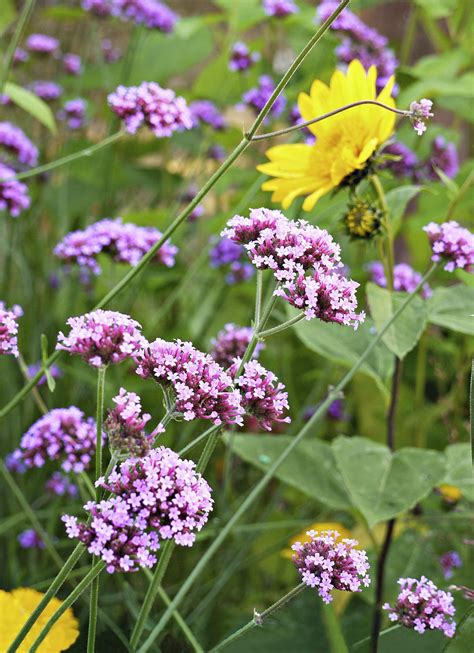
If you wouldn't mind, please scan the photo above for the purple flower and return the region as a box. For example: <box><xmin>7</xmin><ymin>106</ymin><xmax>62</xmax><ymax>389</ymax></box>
<box><xmin>0</xmin><ymin>301</ymin><xmax>22</xmax><ymax>357</ymax></box>
<box><xmin>101</xmin><ymin>39</ymin><xmax>122</xmax><ymax>62</ymax></box>
<box><xmin>383</xmin><ymin>576</ymin><xmax>456</xmax><ymax>637</ymax></box>
<box><xmin>57</xmin><ymin>310</ymin><xmax>145</xmax><ymax>367</ymax></box>
<box><xmin>8</xmin><ymin>407</ymin><xmax>98</xmax><ymax>473</ymax></box>
<box><xmin>207</xmin><ymin>144</ymin><xmax>226</xmax><ymax>161</ymax></box>
<box><xmin>382</xmin><ymin>142</ymin><xmax>418</xmax><ymax>178</ymax></box>
<box><xmin>105</xmin><ymin>388</ymin><xmax>152</xmax><ymax>457</ymax></box>
<box><xmin>82</xmin><ymin>0</ymin><xmax>114</xmax><ymax>17</ymax></box>
<box><xmin>276</xmin><ymin>265</ymin><xmax>365</xmax><ymax>328</ymax></box>
<box><xmin>422</xmin><ymin>136</ymin><xmax>459</xmax><ymax>181</ymax></box>
<box><xmin>368</xmin><ymin>261</ymin><xmax>432</xmax><ymax>299</ymax></box>
<box><xmin>423</xmin><ymin>220</ymin><xmax>474</xmax><ymax>272</ymax></box>
<box><xmin>63</xmin><ymin>447</ymin><xmax>213</xmax><ymax>572</ymax></box>
<box><xmin>0</xmin><ymin>163</ymin><xmax>30</xmax><ymax>217</ymax></box>
<box><xmin>226</xmin><ymin>262</ymin><xmax>255</xmax><ymax>284</ymax></box>
<box><xmin>263</xmin><ymin>0</ymin><xmax>299</xmax><ymax>18</ymax></box>
<box><xmin>410</xmin><ymin>99</ymin><xmax>434</xmax><ymax>136</ymax></box>
<box><xmin>27</xmin><ymin>362</ymin><xmax>63</xmax><ymax>386</ymax></box>
<box><xmin>304</xmin><ymin>398</ymin><xmax>348</xmax><ymax>422</ymax></box>
<box><xmin>54</xmin><ymin>217</ymin><xmax>178</xmax><ymax>275</ymax></box>
<box><xmin>189</xmin><ymin>100</ymin><xmax>226</xmax><ymax>130</ymax></box>
<box><xmin>118</xmin><ymin>0</ymin><xmax>178</xmax><ymax>32</ymax></box>
<box><xmin>62</xmin><ymin>53</ymin><xmax>82</xmax><ymax>75</ymax></box>
<box><xmin>229</xmin><ymin>42</ymin><xmax>260</xmax><ymax>72</ymax></box>
<box><xmin>0</xmin><ymin>122</ymin><xmax>38</xmax><ymax>168</ymax></box>
<box><xmin>439</xmin><ymin>551</ymin><xmax>462</xmax><ymax>580</ymax></box>
<box><xmin>28</xmin><ymin>81</ymin><xmax>63</xmax><ymax>102</ymax></box>
<box><xmin>57</xmin><ymin>98</ymin><xmax>87</xmax><ymax>130</ymax></box>
<box><xmin>135</xmin><ymin>338</ymin><xmax>245</xmax><ymax>426</ymax></box>
<box><xmin>18</xmin><ymin>529</ymin><xmax>45</xmax><ymax>549</ymax></box>
<box><xmin>13</xmin><ymin>48</ymin><xmax>29</xmax><ymax>64</ymax></box>
<box><xmin>210</xmin><ymin>323</ymin><xmax>263</xmax><ymax>369</ymax></box>
<box><xmin>210</xmin><ymin>237</ymin><xmax>243</xmax><ymax>267</ymax></box>
<box><xmin>45</xmin><ymin>472</ymin><xmax>78</xmax><ymax>497</ymax></box>
<box><xmin>230</xmin><ymin>359</ymin><xmax>290</xmax><ymax>431</ymax></box>
<box><xmin>242</xmin><ymin>75</ymin><xmax>286</xmax><ymax>120</ymax></box>
<box><xmin>108</xmin><ymin>82</ymin><xmax>192</xmax><ymax>137</ymax></box>
<box><xmin>25</xmin><ymin>34</ymin><xmax>59</xmax><ymax>54</ymax></box>
<box><xmin>292</xmin><ymin>530</ymin><xmax>370</xmax><ymax>603</ymax></box>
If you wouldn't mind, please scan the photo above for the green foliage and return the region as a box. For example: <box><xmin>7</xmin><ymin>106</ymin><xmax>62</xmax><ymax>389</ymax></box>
<box><xmin>4</xmin><ymin>82</ymin><xmax>57</xmax><ymax>133</ymax></box>
<box><xmin>443</xmin><ymin>607</ymin><xmax>474</xmax><ymax>652</ymax></box>
<box><xmin>426</xmin><ymin>286</ymin><xmax>474</xmax><ymax>336</ymax></box>
<box><xmin>442</xmin><ymin>444</ymin><xmax>474</xmax><ymax>500</ymax></box>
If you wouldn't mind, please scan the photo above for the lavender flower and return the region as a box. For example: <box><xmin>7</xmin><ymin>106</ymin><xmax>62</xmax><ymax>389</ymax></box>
<box><xmin>118</xmin><ymin>0</ymin><xmax>178</xmax><ymax>32</ymax></box>
<box><xmin>292</xmin><ymin>530</ymin><xmax>370</xmax><ymax>603</ymax></box>
<box><xmin>57</xmin><ymin>98</ymin><xmax>87</xmax><ymax>130</ymax></box>
<box><xmin>18</xmin><ymin>529</ymin><xmax>45</xmax><ymax>549</ymax></box>
<box><xmin>189</xmin><ymin>100</ymin><xmax>226</xmax><ymax>130</ymax></box>
<box><xmin>207</xmin><ymin>144</ymin><xmax>226</xmax><ymax>161</ymax></box>
<box><xmin>101</xmin><ymin>39</ymin><xmax>122</xmax><ymax>62</ymax></box>
<box><xmin>242</xmin><ymin>75</ymin><xmax>286</xmax><ymax>120</ymax></box>
<box><xmin>382</xmin><ymin>142</ymin><xmax>418</xmax><ymax>178</ymax></box>
<box><xmin>423</xmin><ymin>220</ymin><xmax>474</xmax><ymax>272</ymax></box>
<box><xmin>0</xmin><ymin>163</ymin><xmax>30</xmax><ymax>217</ymax></box>
<box><xmin>28</xmin><ymin>81</ymin><xmax>63</xmax><ymax>102</ymax></box>
<box><xmin>62</xmin><ymin>53</ymin><xmax>82</xmax><ymax>75</ymax></box>
<box><xmin>63</xmin><ymin>447</ymin><xmax>213</xmax><ymax>572</ymax></box>
<box><xmin>0</xmin><ymin>122</ymin><xmax>38</xmax><ymax>167</ymax></box>
<box><xmin>423</xmin><ymin>136</ymin><xmax>459</xmax><ymax>181</ymax></box>
<box><xmin>210</xmin><ymin>324</ymin><xmax>263</xmax><ymax>369</ymax></box>
<box><xmin>105</xmin><ymin>388</ymin><xmax>152</xmax><ymax>457</ymax></box>
<box><xmin>45</xmin><ymin>472</ymin><xmax>78</xmax><ymax>498</ymax></box>
<box><xmin>304</xmin><ymin>398</ymin><xmax>348</xmax><ymax>422</ymax></box>
<box><xmin>410</xmin><ymin>99</ymin><xmax>434</xmax><ymax>136</ymax></box>
<box><xmin>229</xmin><ymin>42</ymin><xmax>260</xmax><ymax>72</ymax></box>
<box><xmin>383</xmin><ymin>576</ymin><xmax>456</xmax><ymax>637</ymax></box>
<box><xmin>108</xmin><ymin>82</ymin><xmax>192</xmax><ymax>137</ymax></box>
<box><xmin>0</xmin><ymin>301</ymin><xmax>22</xmax><ymax>357</ymax></box>
<box><xmin>439</xmin><ymin>552</ymin><xmax>462</xmax><ymax>580</ymax></box>
<box><xmin>25</xmin><ymin>34</ymin><xmax>59</xmax><ymax>54</ymax></box>
<box><xmin>8</xmin><ymin>407</ymin><xmax>98</xmax><ymax>473</ymax></box>
<box><xmin>57</xmin><ymin>310</ymin><xmax>145</xmax><ymax>367</ymax></box>
<box><xmin>263</xmin><ymin>0</ymin><xmax>299</xmax><ymax>18</ymax></box>
<box><xmin>13</xmin><ymin>48</ymin><xmax>29</xmax><ymax>64</ymax></box>
<box><xmin>81</xmin><ymin>0</ymin><xmax>114</xmax><ymax>17</ymax></box>
<box><xmin>27</xmin><ymin>362</ymin><xmax>63</xmax><ymax>386</ymax></box>
<box><xmin>226</xmin><ymin>262</ymin><xmax>255</xmax><ymax>284</ymax></box>
<box><xmin>209</xmin><ymin>237</ymin><xmax>255</xmax><ymax>285</ymax></box>
<box><xmin>368</xmin><ymin>261</ymin><xmax>432</xmax><ymax>299</ymax></box>
<box><xmin>135</xmin><ymin>338</ymin><xmax>244</xmax><ymax>426</ymax></box>
<box><xmin>230</xmin><ymin>359</ymin><xmax>290</xmax><ymax>431</ymax></box>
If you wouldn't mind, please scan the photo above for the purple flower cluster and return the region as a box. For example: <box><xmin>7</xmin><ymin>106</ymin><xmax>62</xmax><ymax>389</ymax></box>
<box><xmin>209</xmin><ymin>237</ymin><xmax>255</xmax><ymax>285</ymax></box>
<box><xmin>210</xmin><ymin>323</ymin><xmax>263</xmax><ymax>369</ymax></box>
<box><xmin>54</xmin><ymin>217</ymin><xmax>178</xmax><ymax>275</ymax></box>
<box><xmin>57</xmin><ymin>98</ymin><xmax>87</xmax><ymax>130</ymax></box>
<box><xmin>57</xmin><ymin>310</ymin><xmax>144</xmax><ymax>367</ymax></box>
<box><xmin>105</xmin><ymin>388</ymin><xmax>152</xmax><ymax>457</ymax></box>
<box><xmin>18</xmin><ymin>529</ymin><xmax>45</xmax><ymax>550</ymax></box>
<box><xmin>368</xmin><ymin>261</ymin><xmax>432</xmax><ymax>299</ymax></box>
<box><xmin>27</xmin><ymin>362</ymin><xmax>63</xmax><ymax>386</ymax></box>
<box><xmin>304</xmin><ymin>398</ymin><xmax>348</xmax><ymax>422</ymax></box>
<box><xmin>82</xmin><ymin>0</ymin><xmax>178</xmax><ymax>31</ymax></box>
<box><xmin>0</xmin><ymin>301</ymin><xmax>22</xmax><ymax>357</ymax></box>
<box><xmin>62</xmin><ymin>53</ymin><xmax>82</xmax><ymax>75</ymax></box>
<box><xmin>424</xmin><ymin>136</ymin><xmax>459</xmax><ymax>180</ymax></box>
<box><xmin>263</xmin><ymin>0</ymin><xmax>299</xmax><ymax>18</ymax></box>
<box><xmin>63</xmin><ymin>447</ymin><xmax>213</xmax><ymax>572</ymax></box>
<box><xmin>189</xmin><ymin>100</ymin><xmax>226</xmax><ymax>130</ymax></box>
<box><xmin>242</xmin><ymin>75</ymin><xmax>286</xmax><ymax>120</ymax></box>
<box><xmin>318</xmin><ymin>1</ymin><xmax>398</xmax><ymax>92</ymax></box>
<box><xmin>0</xmin><ymin>122</ymin><xmax>38</xmax><ymax>168</ymax></box>
<box><xmin>0</xmin><ymin>163</ymin><xmax>30</xmax><ymax>217</ymax></box>
<box><xmin>101</xmin><ymin>39</ymin><xmax>122</xmax><ymax>62</ymax></box>
<box><xmin>230</xmin><ymin>359</ymin><xmax>290</xmax><ymax>431</ymax></box>
<box><xmin>383</xmin><ymin>576</ymin><xmax>456</xmax><ymax>637</ymax></box>
<box><xmin>410</xmin><ymin>99</ymin><xmax>434</xmax><ymax>136</ymax></box>
<box><xmin>382</xmin><ymin>142</ymin><xmax>418</xmax><ymax>178</ymax></box>
<box><xmin>439</xmin><ymin>551</ymin><xmax>462</xmax><ymax>580</ymax></box>
<box><xmin>292</xmin><ymin>530</ymin><xmax>371</xmax><ymax>603</ymax></box>
<box><xmin>13</xmin><ymin>48</ymin><xmax>29</xmax><ymax>64</ymax></box>
<box><xmin>28</xmin><ymin>80</ymin><xmax>63</xmax><ymax>102</ymax></box>
<box><xmin>135</xmin><ymin>338</ymin><xmax>244</xmax><ymax>426</ymax></box>
<box><xmin>25</xmin><ymin>33</ymin><xmax>59</xmax><ymax>54</ymax></box>
<box><xmin>8</xmin><ymin>407</ymin><xmax>98</xmax><ymax>473</ymax></box>
<box><xmin>229</xmin><ymin>42</ymin><xmax>260</xmax><ymax>72</ymax></box>
<box><xmin>108</xmin><ymin>82</ymin><xmax>192</xmax><ymax>137</ymax></box>
<box><xmin>45</xmin><ymin>472</ymin><xmax>78</xmax><ymax>498</ymax></box>
<box><xmin>423</xmin><ymin>220</ymin><xmax>474</xmax><ymax>272</ymax></box>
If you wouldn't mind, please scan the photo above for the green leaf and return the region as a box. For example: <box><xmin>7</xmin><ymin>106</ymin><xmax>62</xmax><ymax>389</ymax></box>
<box><xmin>427</xmin><ymin>285</ymin><xmax>474</xmax><ymax>335</ymax></box>
<box><xmin>443</xmin><ymin>607</ymin><xmax>474</xmax><ymax>652</ymax></box>
<box><xmin>226</xmin><ymin>434</ymin><xmax>351</xmax><ymax>510</ymax></box>
<box><xmin>332</xmin><ymin>436</ymin><xmax>446</xmax><ymax>527</ymax></box>
<box><xmin>292</xmin><ymin>312</ymin><xmax>393</xmax><ymax>395</ymax></box>
<box><xmin>442</xmin><ymin>443</ymin><xmax>474</xmax><ymax>500</ymax></box>
<box><xmin>414</xmin><ymin>0</ymin><xmax>457</xmax><ymax>19</ymax></box>
<box><xmin>367</xmin><ymin>283</ymin><xmax>427</xmax><ymax>359</ymax></box>
<box><xmin>385</xmin><ymin>185</ymin><xmax>422</xmax><ymax>234</ymax></box>
<box><xmin>4</xmin><ymin>82</ymin><xmax>57</xmax><ymax>133</ymax></box>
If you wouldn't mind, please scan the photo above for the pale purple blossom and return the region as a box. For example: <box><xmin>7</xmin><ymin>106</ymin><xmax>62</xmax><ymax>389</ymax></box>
<box><xmin>382</xmin><ymin>142</ymin><xmax>418</xmax><ymax>178</ymax></box>
<box><xmin>0</xmin><ymin>301</ymin><xmax>22</xmax><ymax>356</ymax></box>
<box><xmin>210</xmin><ymin>324</ymin><xmax>263</xmax><ymax>369</ymax></box>
<box><xmin>423</xmin><ymin>220</ymin><xmax>474</xmax><ymax>272</ymax></box>
<box><xmin>28</xmin><ymin>81</ymin><xmax>63</xmax><ymax>102</ymax></box>
<box><xmin>0</xmin><ymin>163</ymin><xmax>30</xmax><ymax>217</ymax></box>
<box><xmin>101</xmin><ymin>39</ymin><xmax>122</xmax><ymax>62</ymax></box>
<box><xmin>45</xmin><ymin>472</ymin><xmax>78</xmax><ymax>497</ymax></box>
<box><xmin>62</xmin><ymin>53</ymin><xmax>82</xmax><ymax>75</ymax></box>
<box><xmin>105</xmin><ymin>388</ymin><xmax>152</xmax><ymax>457</ymax></box>
<box><xmin>292</xmin><ymin>530</ymin><xmax>370</xmax><ymax>603</ymax></box>
<box><xmin>368</xmin><ymin>261</ymin><xmax>432</xmax><ymax>299</ymax></box>
<box><xmin>241</xmin><ymin>75</ymin><xmax>286</xmax><ymax>120</ymax></box>
<box><xmin>439</xmin><ymin>551</ymin><xmax>462</xmax><ymax>580</ymax></box>
<box><xmin>0</xmin><ymin>122</ymin><xmax>38</xmax><ymax>167</ymax></box>
<box><xmin>410</xmin><ymin>99</ymin><xmax>434</xmax><ymax>136</ymax></box>
<box><xmin>423</xmin><ymin>136</ymin><xmax>459</xmax><ymax>180</ymax></box>
<box><xmin>189</xmin><ymin>100</ymin><xmax>226</xmax><ymax>130</ymax></box>
<box><xmin>229</xmin><ymin>42</ymin><xmax>260</xmax><ymax>72</ymax></box>
<box><xmin>263</xmin><ymin>0</ymin><xmax>299</xmax><ymax>18</ymax></box>
<box><xmin>18</xmin><ymin>529</ymin><xmax>45</xmax><ymax>549</ymax></box>
<box><xmin>118</xmin><ymin>0</ymin><xmax>178</xmax><ymax>31</ymax></box>
<box><xmin>57</xmin><ymin>98</ymin><xmax>87</xmax><ymax>130</ymax></box>
<box><xmin>13</xmin><ymin>48</ymin><xmax>29</xmax><ymax>64</ymax></box>
<box><xmin>82</xmin><ymin>0</ymin><xmax>114</xmax><ymax>17</ymax></box>
<box><xmin>383</xmin><ymin>576</ymin><xmax>456</xmax><ymax>638</ymax></box>
<box><xmin>209</xmin><ymin>237</ymin><xmax>255</xmax><ymax>285</ymax></box>
<box><xmin>25</xmin><ymin>34</ymin><xmax>59</xmax><ymax>54</ymax></box>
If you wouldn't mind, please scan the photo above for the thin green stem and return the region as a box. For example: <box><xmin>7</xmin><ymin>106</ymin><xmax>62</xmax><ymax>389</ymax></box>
<box><xmin>447</xmin><ymin>170</ymin><xmax>474</xmax><ymax>220</ymax></box>
<box><xmin>254</xmin><ymin>270</ymin><xmax>264</xmax><ymax>327</ymax></box>
<box><xmin>156</xmin><ymin>586</ymin><xmax>204</xmax><ymax>653</ymax></box>
<box><xmin>470</xmin><ymin>360</ymin><xmax>473</xmax><ymax>468</ymax></box>
<box><xmin>178</xmin><ymin>425</ymin><xmax>219</xmax><ymax>456</ymax></box>
<box><xmin>259</xmin><ymin>313</ymin><xmax>305</xmax><ymax>338</ymax></box>
<box><xmin>321</xmin><ymin>602</ymin><xmax>349</xmax><ymax>653</ymax></box>
<box><xmin>0</xmin><ymin>0</ymin><xmax>36</xmax><ymax>92</ymax></box>
<box><xmin>371</xmin><ymin>175</ymin><xmax>394</xmax><ymax>291</ymax></box>
<box><xmin>400</xmin><ymin>7</ymin><xmax>418</xmax><ymax>66</ymax></box>
<box><xmin>139</xmin><ymin>264</ymin><xmax>437</xmax><ymax>652</ymax></box>
<box><xmin>353</xmin><ymin>624</ymin><xmax>401</xmax><ymax>649</ymax></box>
<box><xmin>17</xmin><ymin>353</ymin><xmax>48</xmax><ymax>414</ymax></box>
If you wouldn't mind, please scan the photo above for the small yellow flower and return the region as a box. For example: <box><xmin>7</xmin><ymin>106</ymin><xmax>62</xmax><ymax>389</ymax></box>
<box><xmin>257</xmin><ymin>60</ymin><xmax>396</xmax><ymax>211</ymax></box>
<box><xmin>437</xmin><ymin>484</ymin><xmax>462</xmax><ymax>503</ymax></box>
<box><xmin>281</xmin><ymin>521</ymin><xmax>352</xmax><ymax>559</ymax></box>
<box><xmin>344</xmin><ymin>199</ymin><xmax>382</xmax><ymax>239</ymax></box>
<box><xmin>0</xmin><ymin>588</ymin><xmax>79</xmax><ymax>653</ymax></box>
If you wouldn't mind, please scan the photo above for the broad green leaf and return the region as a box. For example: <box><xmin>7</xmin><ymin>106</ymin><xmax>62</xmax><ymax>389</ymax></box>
<box><xmin>226</xmin><ymin>434</ymin><xmax>351</xmax><ymax>510</ymax></box>
<box><xmin>213</xmin><ymin>0</ymin><xmax>264</xmax><ymax>30</ymax></box>
<box><xmin>443</xmin><ymin>607</ymin><xmax>474</xmax><ymax>652</ymax></box>
<box><xmin>292</xmin><ymin>311</ymin><xmax>393</xmax><ymax>395</ymax></box>
<box><xmin>4</xmin><ymin>82</ymin><xmax>57</xmax><ymax>133</ymax></box>
<box><xmin>414</xmin><ymin>0</ymin><xmax>457</xmax><ymax>19</ymax></box>
<box><xmin>427</xmin><ymin>285</ymin><xmax>474</xmax><ymax>336</ymax></box>
<box><xmin>332</xmin><ymin>436</ymin><xmax>446</xmax><ymax>527</ymax></box>
<box><xmin>367</xmin><ymin>284</ymin><xmax>427</xmax><ymax>359</ymax></box>
<box><xmin>385</xmin><ymin>185</ymin><xmax>422</xmax><ymax>234</ymax></box>
<box><xmin>406</xmin><ymin>49</ymin><xmax>471</xmax><ymax>80</ymax></box>
<box><xmin>442</xmin><ymin>443</ymin><xmax>474</xmax><ymax>500</ymax></box>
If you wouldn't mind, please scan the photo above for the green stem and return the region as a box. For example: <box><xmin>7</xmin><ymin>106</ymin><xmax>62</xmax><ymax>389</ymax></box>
<box><xmin>209</xmin><ymin>583</ymin><xmax>305</xmax><ymax>652</ymax></box>
<box><xmin>399</xmin><ymin>7</ymin><xmax>418</xmax><ymax>66</ymax></box>
<box><xmin>156</xmin><ymin>586</ymin><xmax>204</xmax><ymax>653</ymax></box>
<box><xmin>259</xmin><ymin>313</ymin><xmax>305</xmax><ymax>338</ymax></box>
<box><xmin>371</xmin><ymin>175</ymin><xmax>394</xmax><ymax>292</ymax></box>
<box><xmin>470</xmin><ymin>359</ymin><xmax>473</xmax><ymax>469</ymax></box>
<box><xmin>17</xmin><ymin>353</ymin><xmax>48</xmax><ymax>414</ymax></box>
<box><xmin>321</xmin><ymin>602</ymin><xmax>349</xmax><ymax>653</ymax></box>
<box><xmin>0</xmin><ymin>0</ymin><xmax>36</xmax><ymax>92</ymax></box>
<box><xmin>254</xmin><ymin>270</ymin><xmax>264</xmax><ymax>327</ymax></box>
<box><xmin>178</xmin><ymin>424</ymin><xmax>220</xmax><ymax>456</ymax></box>
<box><xmin>138</xmin><ymin>264</ymin><xmax>437</xmax><ymax>652</ymax></box>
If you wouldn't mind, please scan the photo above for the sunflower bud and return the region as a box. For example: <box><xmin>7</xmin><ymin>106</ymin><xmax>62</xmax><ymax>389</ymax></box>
<box><xmin>344</xmin><ymin>200</ymin><xmax>382</xmax><ymax>240</ymax></box>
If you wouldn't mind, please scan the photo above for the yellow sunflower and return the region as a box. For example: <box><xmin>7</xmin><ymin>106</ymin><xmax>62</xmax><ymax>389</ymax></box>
<box><xmin>0</xmin><ymin>588</ymin><xmax>79</xmax><ymax>653</ymax></box>
<box><xmin>257</xmin><ymin>60</ymin><xmax>396</xmax><ymax>211</ymax></box>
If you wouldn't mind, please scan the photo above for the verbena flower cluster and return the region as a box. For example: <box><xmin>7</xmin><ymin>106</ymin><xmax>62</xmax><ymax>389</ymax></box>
<box><xmin>63</xmin><ymin>447</ymin><xmax>213</xmax><ymax>572</ymax></box>
<box><xmin>54</xmin><ymin>217</ymin><xmax>178</xmax><ymax>275</ymax></box>
<box><xmin>28</xmin><ymin>80</ymin><xmax>63</xmax><ymax>102</ymax></box>
<box><xmin>439</xmin><ymin>551</ymin><xmax>462</xmax><ymax>580</ymax></box>
<box><xmin>383</xmin><ymin>576</ymin><xmax>456</xmax><ymax>637</ymax></box>
<box><xmin>135</xmin><ymin>338</ymin><xmax>245</xmax><ymax>426</ymax></box>
<box><xmin>263</xmin><ymin>0</ymin><xmax>299</xmax><ymax>18</ymax></box>
<box><xmin>410</xmin><ymin>99</ymin><xmax>434</xmax><ymax>136</ymax></box>
<box><xmin>25</xmin><ymin>33</ymin><xmax>59</xmax><ymax>54</ymax></box>
<box><xmin>18</xmin><ymin>529</ymin><xmax>45</xmax><ymax>550</ymax></box>
<box><xmin>45</xmin><ymin>472</ymin><xmax>78</xmax><ymax>498</ymax></box>
<box><xmin>105</xmin><ymin>388</ymin><xmax>152</xmax><ymax>457</ymax></box>
<box><xmin>210</xmin><ymin>323</ymin><xmax>263</xmax><ymax>369</ymax></box>
<box><xmin>209</xmin><ymin>237</ymin><xmax>255</xmax><ymax>285</ymax></box>
<box><xmin>190</xmin><ymin>100</ymin><xmax>226</xmax><ymax>130</ymax></box>
<box><xmin>423</xmin><ymin>220</ymin><xmax>474</xmax><ymax>272</ymax></box>
<box><xmin>423</xmin><ymin>136</ymin><xmax>459</xmax><ymax>180</ymax></box>
<box><xmin>82</xmin><ymin>0</ymin><xmax>178</xmax><ymax>32</ymax></box>
<box><xmin>101</xmin><ymin>38</ymin><xmax>122</xmax><ymax>62</ymax></box>
<box><xmin>57</xmin><ymin>310</ymin><xmax>145</xmax><ymax>367</ymax></box>
<box><xmin>229</xmin><ymin>42</ymin><xmax>260</xmax><ymax>72</ymax></box>
<box><xmin>0</xmin><ymin>122</ymin><xmax>38</xmax><ymax>167</ymax></box>
<box><xmin>0</xmin><ymin>163</ymin><xmax>30</xmax><ymax>217</ymax></box>
<box><xmin>230</xmin><ymin>359</ymin><xmax>290</xmax><ymax>431</ymax></box>
<box><xmin>8</xmin><ymin>407</ymin><xmax>98</xmax><ymax>473</ymax></box>
<box><xmin>382</xmin><ymin>142</ymin><xmax>418</xmax><ymax>178</ymax></box>
<box><xmin>57</xmin><ymin>98</ymin><xmax>87</xmax><ymax>130</ymax></box>
<box><xmin>62</xmin><ymin>53</ymin><xmax>82</xmax><ymax>75</ymax></box>
<box><xmin>108</xmin><ymin>82</ymin><xmax>192</xmax><ymax>137</ymax></box>
<box><xmin>241</xmin><ymin>75</ymin><xmax>286</xmax><ymax>119</ymax></box>
<box><xmin>368</xmin><ymin>261</ymin><xmax>432</xmax><ymax>299</ymax></box>
<box><xmin>292</xmin><ymin>530</ymin><xmax>371</xmax><ymax>603</ymax></box>
<box><xmin>0</xmin><ymin>301</ymin><xmax>22</xmax><ymax>356</ymax></box>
